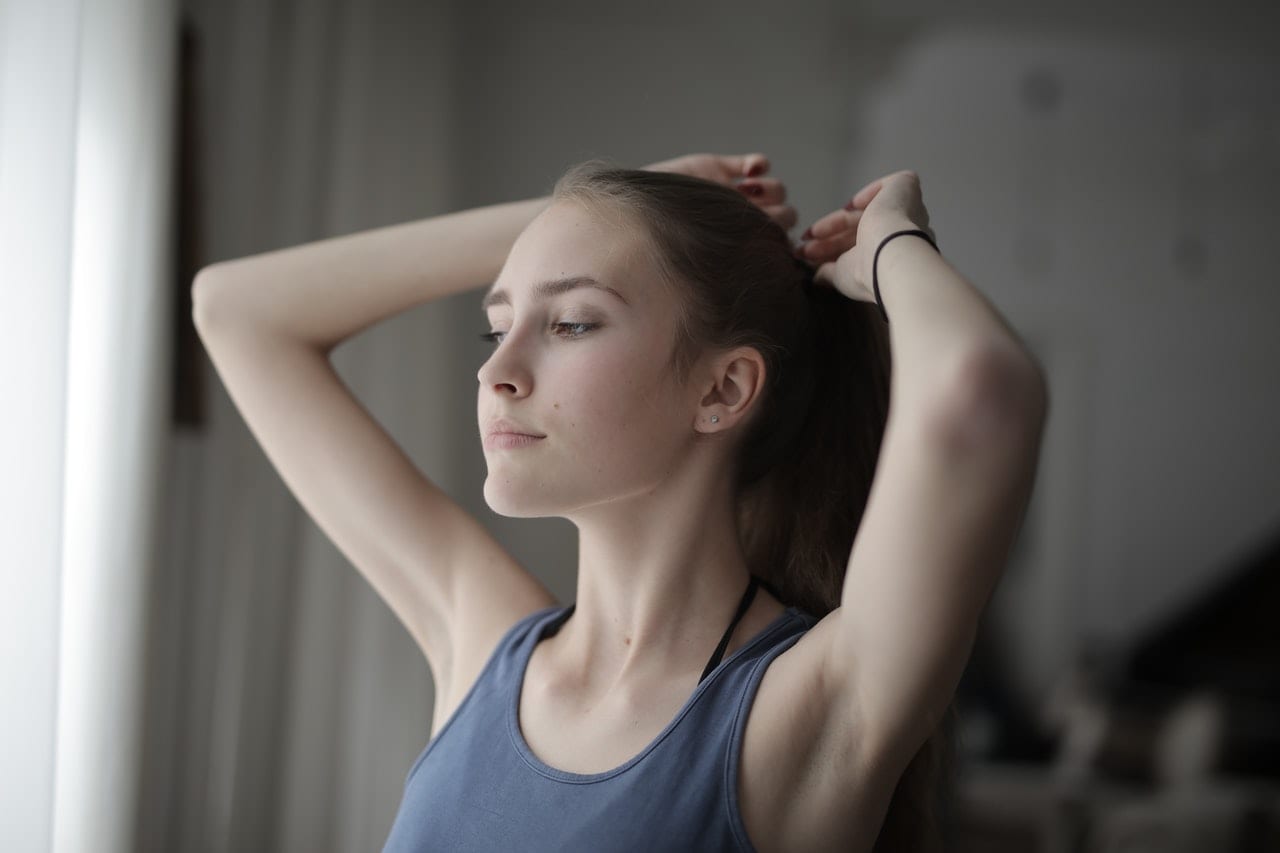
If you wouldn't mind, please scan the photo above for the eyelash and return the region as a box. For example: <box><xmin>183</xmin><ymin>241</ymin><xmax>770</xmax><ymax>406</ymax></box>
<box><xmin>478</xmin><ymin>322</ymin><xmax>598</xmax><ymax>345</ymax></box>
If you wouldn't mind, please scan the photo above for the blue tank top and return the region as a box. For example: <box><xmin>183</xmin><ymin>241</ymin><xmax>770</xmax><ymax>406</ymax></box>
<box><xmin>382</xmin><ymin>601</ymin><xmax>820</xmax><ymax>852</ymax></box>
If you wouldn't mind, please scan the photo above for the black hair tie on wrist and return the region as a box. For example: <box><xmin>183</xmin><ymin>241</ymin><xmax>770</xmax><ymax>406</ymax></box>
<box><xmin>872</xmin><ymin>229</ymin><xmax>939</xmax><ymax>324</ymax></box>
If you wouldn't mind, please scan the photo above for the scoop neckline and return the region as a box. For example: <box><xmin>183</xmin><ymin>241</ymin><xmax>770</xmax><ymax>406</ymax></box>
<box><xmin>507</xmin><ymin>604</ymin><xmax>802</xmax><ymax>783</ymax></box>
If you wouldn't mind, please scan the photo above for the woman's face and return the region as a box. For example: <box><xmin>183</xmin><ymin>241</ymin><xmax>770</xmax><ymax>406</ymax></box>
<box><xmin>477</xmin><ymin>200</ymin><xmax>697</xmax><ymax>519</ymax></box>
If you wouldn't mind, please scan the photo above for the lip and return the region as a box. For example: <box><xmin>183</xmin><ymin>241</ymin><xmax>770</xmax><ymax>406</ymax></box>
<box><xmin>483</xmin><ymin>417</ymin><xmax>546</xmax><ymax>439</ymax></box>
<box><xmin>482</xmin><ymin>417</ymin><xmax>546</xmax><ymax>450</ymax></box>
<box><xmin>483</xmin><ymin>433</ymin><xmax>545</xmax><ymax>450</ymax></box>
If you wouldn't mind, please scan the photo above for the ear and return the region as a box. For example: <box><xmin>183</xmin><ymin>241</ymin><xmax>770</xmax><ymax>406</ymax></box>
<box><xmin>694</xmin><ymin>346</ymin><xmax>766</xmax><ymax>434</ymax></box>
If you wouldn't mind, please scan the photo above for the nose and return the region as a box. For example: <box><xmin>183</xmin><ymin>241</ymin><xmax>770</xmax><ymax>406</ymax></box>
<box><xmin>476</xmin><ymin>342</ymin><xmax>531</xmax><ymax>398</ymax></box>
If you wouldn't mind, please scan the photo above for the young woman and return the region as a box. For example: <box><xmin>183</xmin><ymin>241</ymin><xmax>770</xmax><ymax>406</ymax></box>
<box><xmin>193</xmin><ymin>152</ymin><xmax>1048</xmax><ymax>852</ymax></box>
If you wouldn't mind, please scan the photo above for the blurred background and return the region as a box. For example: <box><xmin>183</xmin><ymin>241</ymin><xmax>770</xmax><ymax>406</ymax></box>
<box><xmin>3</xmin><ymin>0</ymin><xmax>1279</xmax><ymax>850</ymax></box>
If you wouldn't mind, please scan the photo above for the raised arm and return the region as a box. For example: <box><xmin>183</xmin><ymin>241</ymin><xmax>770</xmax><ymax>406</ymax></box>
<box><xmin>193</xmin><ymin>152</ymin><xmax>795</xmax><ymax>345</ymax></box>
<box><xmin>193</xmin><ymin>196</ymin><xmax>552</xmax><ymax>347</ymax></box>
<box><xmin>803</xmin><ymin>169</ymin><xmax>1048</xmax><ymax>758</ymax></box>
<box><xmin>190</xmin><ymin>194</ymin><xmax>570</xmax><ymax>689</ymax></box>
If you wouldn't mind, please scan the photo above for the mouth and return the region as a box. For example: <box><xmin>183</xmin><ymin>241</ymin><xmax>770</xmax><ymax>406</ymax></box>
<box><xmin>483</xmin><ymin>433</ymin><xmax>546</xmax><ymax>451</ymax></box>
<box><xmin>483</xmin><ymin>416</ymin><xmax>545</xmax><ymax>439</ymax></box>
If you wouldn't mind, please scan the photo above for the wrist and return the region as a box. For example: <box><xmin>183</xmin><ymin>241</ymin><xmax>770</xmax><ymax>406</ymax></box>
<box><xmin>869</xmin><ymin>225</ymin><xmax>938</xmax><ymax>319</ymax></box>
<box><xmin>877</xmin><ymin>229</ymin><xmax>935</xmax><ymax>272</ymax></box>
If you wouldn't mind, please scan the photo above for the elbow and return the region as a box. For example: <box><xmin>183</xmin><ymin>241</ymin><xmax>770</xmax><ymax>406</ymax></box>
<box><xmin>190</xmin><ymin>264</ymin><xmax>235</xmax><ymax>331</ymax></box>
<box><xmin>932</xmin><ymin>345</ymin><xmax>1049</xmax><ymax>450</ymax></box>
<box><xmin>190</xmin><ymin>269</ymin><xmax>212</xmax><ymax>330</ymax></box>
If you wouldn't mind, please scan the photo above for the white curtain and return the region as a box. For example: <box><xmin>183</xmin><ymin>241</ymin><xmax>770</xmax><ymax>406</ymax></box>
<box><xmin>135</xmin><ymin>0</ymin><xmax>508</xmax><ymax>851</ymax></box>
<box><xmin>1</xmin><ymin>0</ymin><xmax>510</xmax><ymax>850</ymax></box>
<box><xmin>0</xmin><ymin>0</ymin><xmax>177</xmax><ymax>852</ymax></box>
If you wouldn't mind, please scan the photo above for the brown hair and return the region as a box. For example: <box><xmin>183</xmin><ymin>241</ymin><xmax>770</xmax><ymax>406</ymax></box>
<box><xmin>551</xmin><ymin>160</ymin><xmax>958</xmax><ymax>851</ymax></box>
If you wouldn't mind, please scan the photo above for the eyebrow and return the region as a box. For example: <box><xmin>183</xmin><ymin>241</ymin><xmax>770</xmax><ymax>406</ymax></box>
<box><xmin>480</xmin><ymin>276</ymin><xmax>630</xmax><ymax>312</ymax></box>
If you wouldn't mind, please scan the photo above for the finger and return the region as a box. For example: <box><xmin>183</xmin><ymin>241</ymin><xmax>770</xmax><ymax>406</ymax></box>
<box><xmin>722</xmin><ymin>152</ymin><xmax>770</xmax><ymax>179</ymax></box>
<box><xmin>848</xmin><ymin>170</ymin><xmax>909</xmax><ymax>209</ymax></box>
<box><xmin>849</xmin><ymin>169</ymin><xmax>917</xmax><ymax>210</ymax></box>
<box><xmin>804</xmin><ymin>208</ymin><xmax>861</xmax><ymax>241</ymax></box>
<box><xmin>737</xmin><ymin>177</ymin><xmax>787</xmax><ymax>204</ymax></box>
<box><xmin>797</xmin><ymin>228</ymin><xmax>858</xmax><ymax>263</ymax></box>
<box><xmin>848</xmin><ymin>180</ymin><xmax>884</xmax><ymax>211</ymax></box>
<box><xmin>743</xmin><ymin>153</ymin><xmax>770</xmax><ymax>178</ymax></box>
<box><xmin>762</xmin><ymin>203</ymin><xmax>798</xmax><ymax>231</ymax></box>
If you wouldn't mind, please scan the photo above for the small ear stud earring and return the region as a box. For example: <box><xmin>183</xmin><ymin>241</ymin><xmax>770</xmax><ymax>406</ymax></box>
<box><xmin>710</xmin><ymin>415</ymin><xmax>720</xmax><ymax>423</ymax></box>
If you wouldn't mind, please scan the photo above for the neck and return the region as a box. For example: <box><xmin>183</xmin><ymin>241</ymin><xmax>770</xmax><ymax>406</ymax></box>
<box><xmin>547</xmin><ymin>473</ymin><xmax>778</xmax><ymax>696</ymax></box>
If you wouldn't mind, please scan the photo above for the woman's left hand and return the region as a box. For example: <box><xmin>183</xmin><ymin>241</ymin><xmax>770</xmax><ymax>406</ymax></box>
<box><xmin>641</xmin><ymin>152</ymin><xmax>799</xmax><ymax>233</ymax></box>
<box><xmin>797</xmin><ymin>169</ymin><xmax>936</xmax><ymax>304</ymax></box>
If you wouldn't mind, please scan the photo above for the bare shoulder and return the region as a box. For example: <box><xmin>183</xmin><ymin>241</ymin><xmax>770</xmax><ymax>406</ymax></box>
<box><xmin>736</xmin><ymin>609</ymin><xmax>902</xmax><ymax>853</ymax></box>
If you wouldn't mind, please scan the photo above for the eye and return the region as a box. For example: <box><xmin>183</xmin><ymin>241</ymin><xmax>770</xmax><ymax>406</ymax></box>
<box><xmin>552</xmin><ymin>321</ymin><xmax>597</xmax><ymax>338</ymax></box>
<box><xmin>478</xmin><ymin>322</ymin><xmax>598</xmax><ymax>346</ymax></box>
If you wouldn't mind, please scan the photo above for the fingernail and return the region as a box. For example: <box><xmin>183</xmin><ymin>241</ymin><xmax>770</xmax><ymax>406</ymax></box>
<box><xmin>743</xmin><ymin>183</ymin><xmax>763</xmax><ymax>196</ymax></box>
<box><xmin>844</xmin><ymin>200</ymin><xmax>856</xmax><ymax>210</ymax></box>
<box><xmin>747</xmin><ymin>163</ymin><xmax>765</xmax><ymax>177</ymax></box>
<box><xmin>793</xmin><ymin>242</ymin><xmax>808</xmax><ymax>257</ymax></box>
<box><xmin>802</xmin><ymin>226</ymin><xmax>813</xmax><ymax>240</ymax></box>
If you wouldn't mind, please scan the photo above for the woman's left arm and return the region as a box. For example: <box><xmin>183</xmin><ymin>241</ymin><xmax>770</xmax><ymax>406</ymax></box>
<box><xmin>875</xmin><ymin>225</ymin><xmax>1048</xmax><ymax>431</ymax></box>
<box><xmin>798</xmin><ymin>170</ymin><xmax>1050</xmax><ymax>762</ymax></box>
<box><xmin>802</xmin><ymin>169</ymin><xmax>1047</xmax><ymax>422</ymax></box>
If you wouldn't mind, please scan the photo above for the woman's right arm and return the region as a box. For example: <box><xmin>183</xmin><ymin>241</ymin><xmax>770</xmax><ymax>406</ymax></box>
<box><xmin>189</xmin><ymin>197</ymin><xmax>561</xmax><ymax>689</ymax></box>
<box><xmin>192</xmin><ymin>195</ymin><xmax>550</xmax><ymax>348</ymax></box>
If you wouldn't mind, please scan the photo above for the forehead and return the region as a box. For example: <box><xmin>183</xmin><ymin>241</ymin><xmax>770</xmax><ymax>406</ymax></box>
<box><xmin>485</xmin><ymin>201</ymin><xmax>661</xmax><ymax>310</ymax></box>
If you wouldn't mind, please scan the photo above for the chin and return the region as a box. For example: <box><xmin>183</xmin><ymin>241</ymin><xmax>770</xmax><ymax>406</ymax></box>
<box><xmin>482</xmin><ymin>475</ymin><xmax>561</xmax><ymax>519</ymax></box>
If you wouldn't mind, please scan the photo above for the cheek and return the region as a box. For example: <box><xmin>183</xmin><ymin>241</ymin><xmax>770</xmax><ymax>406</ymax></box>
<box><xmin>553</xmin><ymin>346</ymin><xmax>682</xmax><ymax>456</ymax></box>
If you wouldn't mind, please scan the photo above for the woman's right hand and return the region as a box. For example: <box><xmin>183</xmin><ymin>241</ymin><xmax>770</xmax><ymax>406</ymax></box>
<box><xmin>640</xmin><ymin>152</ymin><xmax>798</xmax><ymax>233</ymax></box>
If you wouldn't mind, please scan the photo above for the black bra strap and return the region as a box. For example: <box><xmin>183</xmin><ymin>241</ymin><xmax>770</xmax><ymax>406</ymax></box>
<box><xmin>698</xmin><ymin>574</ymin><xmax>760</xmax><ymax>684</ymax></box>
<box><xmin>553</xmin><ymin>573</ymin><xmax>763</xmax><ymax>686</ymax></box>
